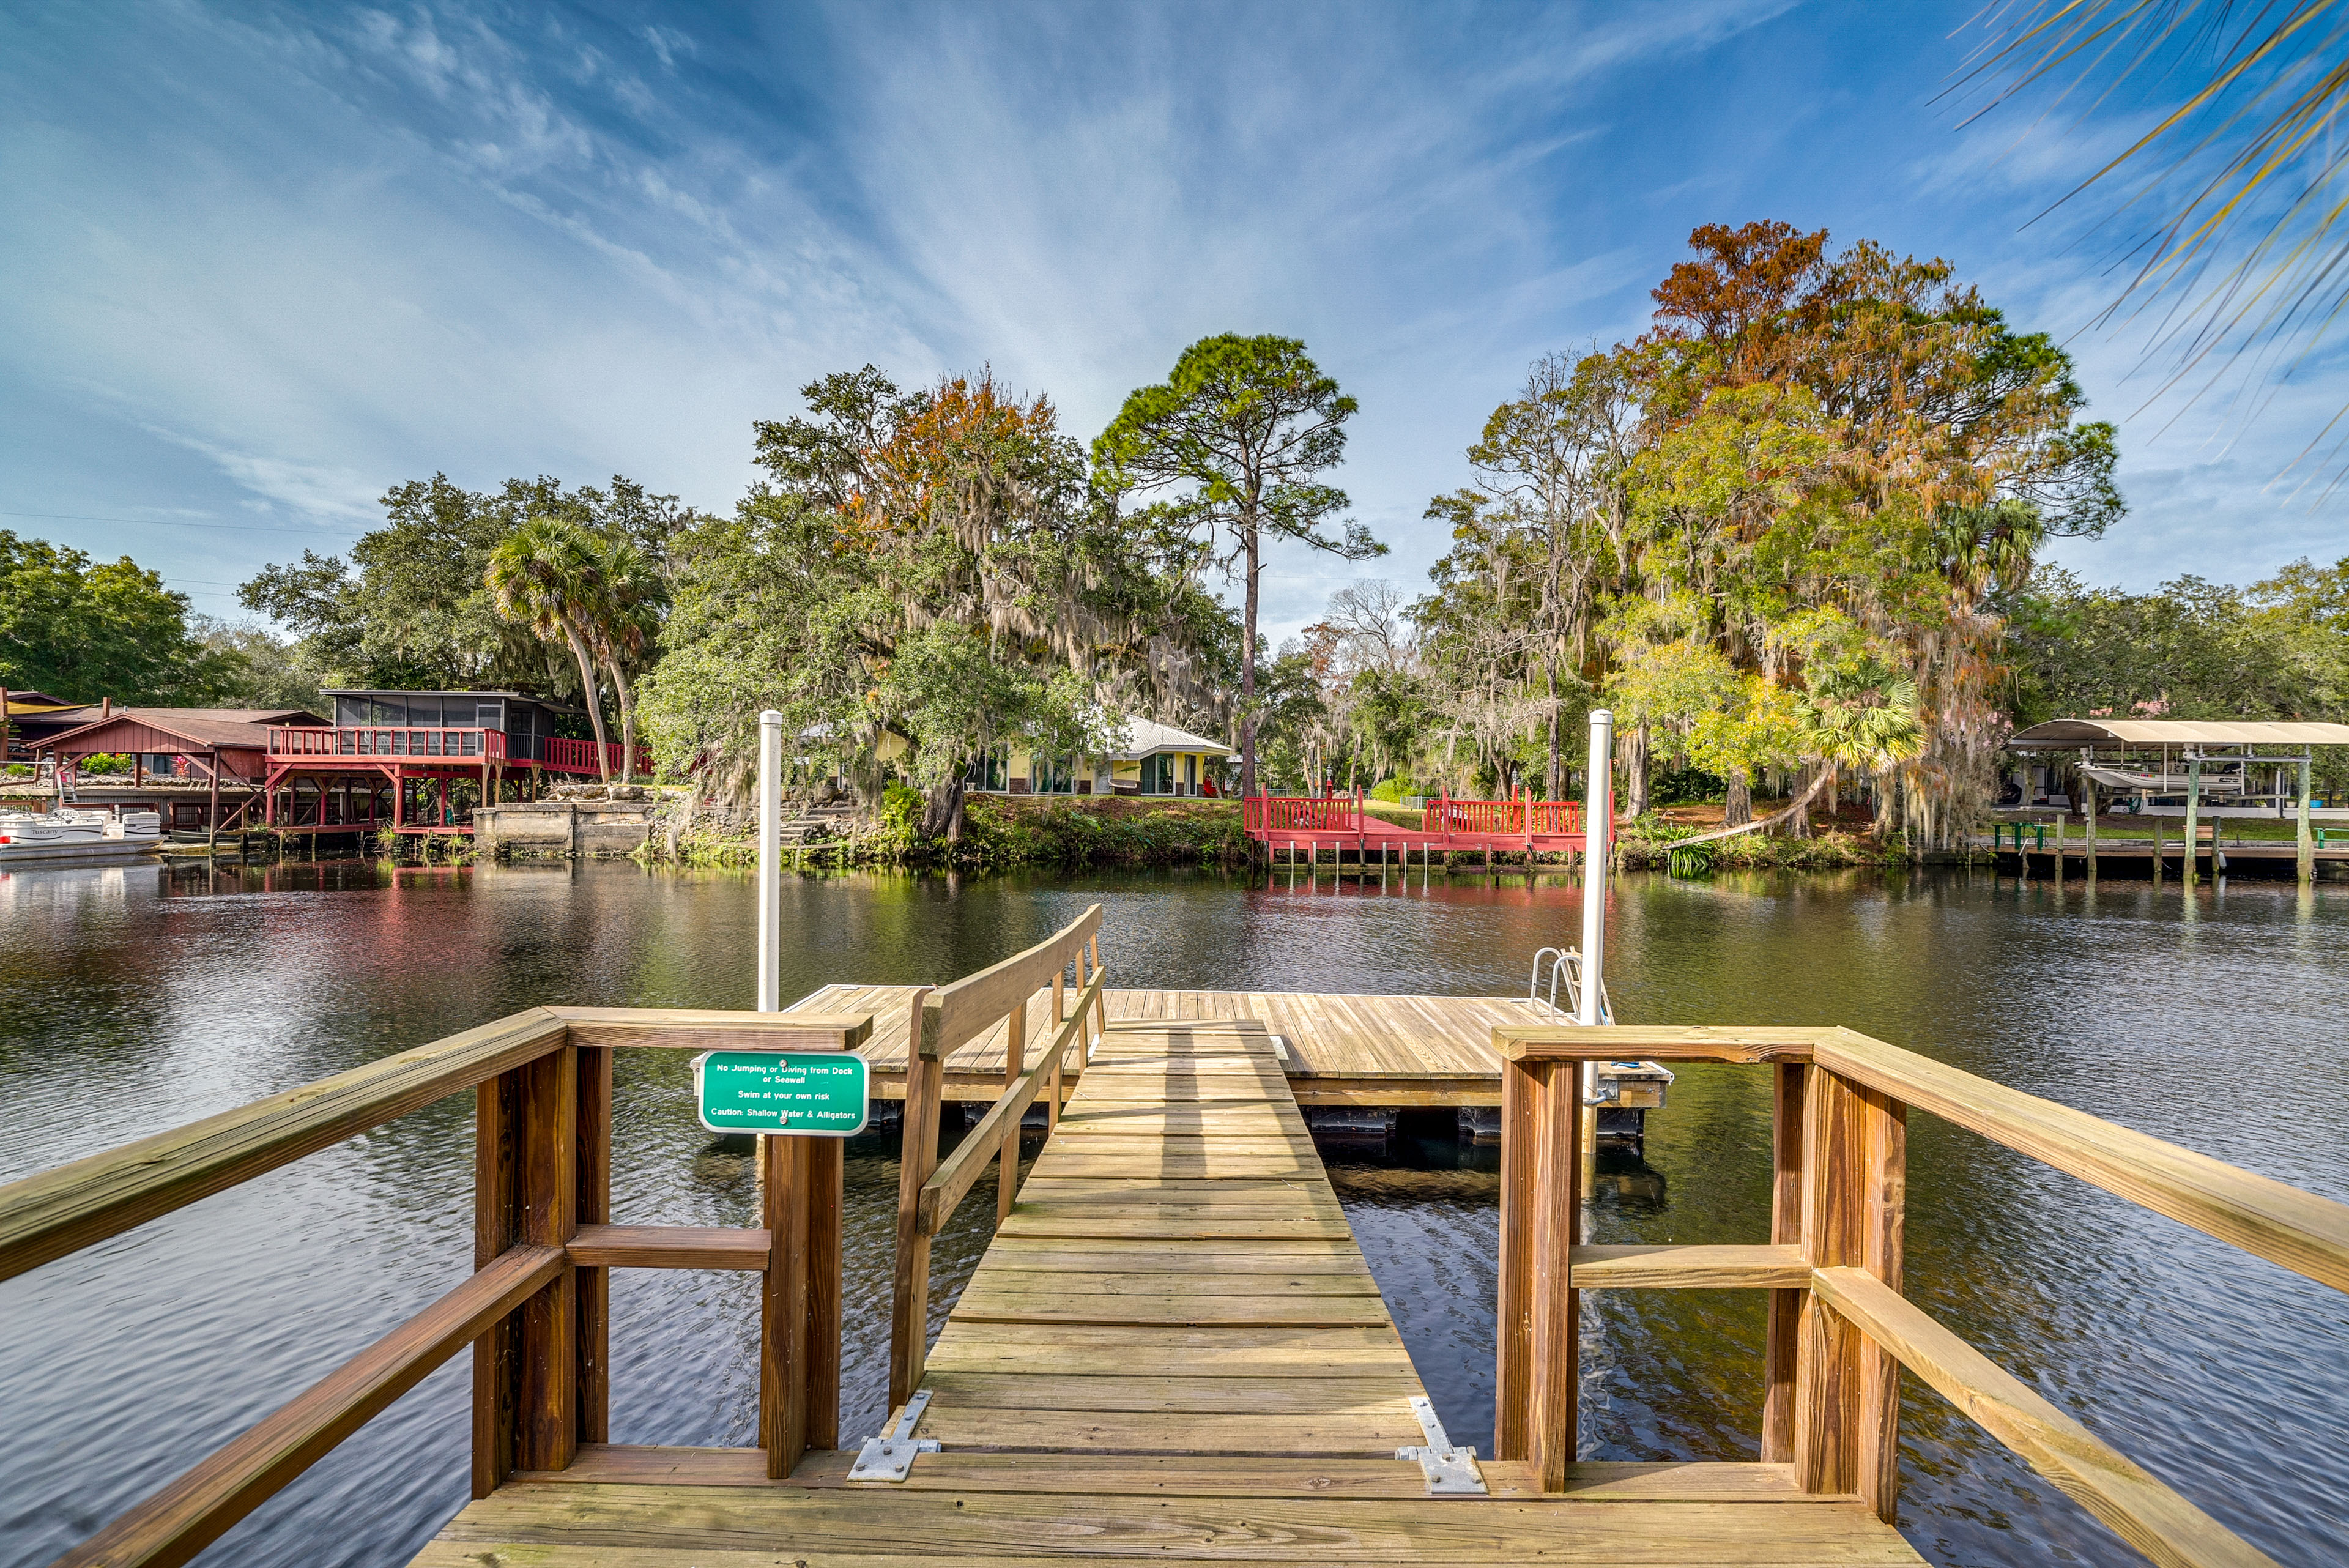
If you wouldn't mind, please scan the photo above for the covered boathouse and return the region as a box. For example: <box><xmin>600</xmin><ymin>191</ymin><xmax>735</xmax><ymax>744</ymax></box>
<box><xmin>2003</xmin><ymin>716</ymin><xmax>2349</xmax><ymax>882</ymax></box>
<box><xmin>261</xmin><ymin>689</ymin><xmax>653</xmax><ymax>839</ymax></box>
<box><xmin>26</xmin><ymin>705</ymin><xmax>326</xmax><ymax>836</ymax></box>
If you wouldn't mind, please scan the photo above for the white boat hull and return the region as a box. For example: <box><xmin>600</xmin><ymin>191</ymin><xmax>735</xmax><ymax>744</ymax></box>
<box><xmin>0</xmin><ymin>838</ymin><xmax>166</xmax><ymax>865</ymax></box>
<box><xmin>0</xmin><ymin>808</ymin><xmax>164</xmax><ymax>864</ymax></box>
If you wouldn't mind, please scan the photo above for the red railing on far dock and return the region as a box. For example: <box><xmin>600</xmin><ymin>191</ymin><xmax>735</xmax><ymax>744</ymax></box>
<box><xmin>269</xmin><ymin>726</ymin><xmax>507</xmax><ymax>762</ymax></box>
<box><xmin>1423</xmin><ymin>797</ymin><xmax>1584</xmax><ymax>836</ymax></box>
<box><xmin>544</xmin><ymin>735</ymin><xmax>654</xmax><ymax>777</ymax></box>
<box><xmin>1244</xmin><ymin>795</ymin><xmax>1364</xmax><ymax>833</ymax></box>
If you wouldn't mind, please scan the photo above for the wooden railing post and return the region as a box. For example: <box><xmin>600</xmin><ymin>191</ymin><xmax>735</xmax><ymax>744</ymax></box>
<box><xmin>576</xmin><ymin>1044</ymin><xmax>612</xmax><ymax>1449</ymax></box>
<box><xmin>1495</xmin><ymin>1054</ymin><xmax>1581</xmax><ymax>1488</ymax></box>
<box><xmin>1048</xmin><ymin>968</ymin><xmax>1066</xmax><ymax>1131</ymax></box>
<box><xmin>760</xmin><ymin>1123</ymin><xmax>841</xmax><ymax>1477</ymax></box>
<box><xmin>472</xmin><ymin>1044</ymin><xmax>581</xmax><ymax>1495</ymax></box>
<box><xmin>1760</xmin><ymin>1060</ymin><xmax>1807</xmax><ymax>1462</ymax></box>
<box><xmin>998</xmin><ymin>997</ymin><xmax>1026</xmax><ymax>1224</ymax></box>
<box><xmin>889</xmin><ymin>987</ymin><xmax>941</xmax><ymax>1410</ymax></box>
<box><xmin>1794</xmin><ymin>1066</ymin><xmax>1906</xmax><ymax>1520</ymax></box>
<box><xmin>472</xmin><ymin>1067</ymin><xmax>520</xmax><ymax>1498</ymax></box>
<box><xmin>1088</xmin><ymin>935</ymin><xmax>1106</xmax><ymax>1058</ymax></box>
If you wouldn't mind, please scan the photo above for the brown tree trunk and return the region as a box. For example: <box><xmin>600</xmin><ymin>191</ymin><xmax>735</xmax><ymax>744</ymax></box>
<box><xmin>1545</xmin><ymin>664</ymin><xmax>1560</xmax><ymax>800</ymax></box>
<box><xmin>562</xmin><ymin>625</ymin><xmax>612</xmax><ymax>783</ymax></box>
<box><xmin>1726</xmin><ymin>767</ymin><xmax>1752</xmax><ymax>827</ymax></box>
<box><xmin>606</xmin><ymin>659</ymin><xmax>637</xmax><ymax>785</ymax></box>
<box><xmin>921</xmin><ymin>776</ymin><xmax>966</xmax><ymax>842</ymax></box>
<box><xmin>1624</xmin><ymin>724</ymin><xmax>1651</xmax><ymax>819</ymax></box>
<box><xmin>1240</xmin><ymin>525</ymin><xmax>1260</xmax><ymax>800</ymax></box>
<box><xmin>1789</xmin><ymin>766</ymin><xmax>1813</xmax><ymax>838</ymax></box>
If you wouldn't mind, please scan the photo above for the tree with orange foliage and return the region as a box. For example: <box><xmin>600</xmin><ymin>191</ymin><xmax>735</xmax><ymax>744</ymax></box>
<box><xmin>1416</xmin><ymin>221</ymin><xmax>2123</xmax><ymax>846</ymax></box>
<box><xmin>642</xmin><ymin>366</ymin><xmax>1232</xmax><ymax>841</ymax></box>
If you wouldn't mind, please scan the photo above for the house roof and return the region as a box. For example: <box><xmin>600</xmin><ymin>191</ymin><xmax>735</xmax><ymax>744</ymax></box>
<box><xmin>1108</xmin><ymin>719</ymin><xmax>1233</xmax><ymax>760</ymax></box>
<box><xmin>2</xmin><ymin>690</ymin><xmax>83</xmax><ymax>714</ymax></box>
<box><xmin>38</xmin><ymin>707</ymin><xmax>327</xmax><ymax>754</ymax></box>
<box><xmin>325</xmin><ymin>688</ymin><xmax>588</xmax><ymax>715</ymax></box>
<box><xmin>2008</xmin><ymin>718</ymin><xmax>2349</xmax><ymax>751</ymax></box>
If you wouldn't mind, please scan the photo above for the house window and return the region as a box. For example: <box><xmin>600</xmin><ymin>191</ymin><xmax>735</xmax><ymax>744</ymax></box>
<box><xmin>1186</xmin><ymin>754</ymin><xmax>1197</xmax><ymax>792</ymax></box>
<box><xmin>963</xmin><ymin>747</ymin><xmax>1008</xmax><ymax>792</ymax></box>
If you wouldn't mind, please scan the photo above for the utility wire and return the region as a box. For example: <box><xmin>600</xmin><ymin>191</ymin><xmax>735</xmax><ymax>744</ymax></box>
<box><xmin>0</xmin><ymin>508</ymin><xmax>357</xmax><ymax>536</ymax></box>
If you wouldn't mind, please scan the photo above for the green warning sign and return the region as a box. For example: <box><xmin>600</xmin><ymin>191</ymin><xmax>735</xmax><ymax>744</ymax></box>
<box><xmin>692</xmin><ymin>1050</ymin><xmax>869</xmax><ymax>1136</ymax></box>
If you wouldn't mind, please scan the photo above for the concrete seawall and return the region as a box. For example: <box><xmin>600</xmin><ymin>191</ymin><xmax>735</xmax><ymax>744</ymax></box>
<box><xmin>474</xmin><ymin>801</ymin><xmax>656</xmax><ymax>858</ymax></box>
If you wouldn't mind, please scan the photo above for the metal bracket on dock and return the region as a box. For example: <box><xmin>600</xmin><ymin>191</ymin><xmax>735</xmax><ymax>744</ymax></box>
<box><xmin>1396</xmin><ymin>1395</ymin><xmax>1486</xmax><ymax>1495</ymax></box>
<box><xmin>847</xmin><ymin>1389</ymin><xmax>940</xmax><ymax>1482</ymax></box>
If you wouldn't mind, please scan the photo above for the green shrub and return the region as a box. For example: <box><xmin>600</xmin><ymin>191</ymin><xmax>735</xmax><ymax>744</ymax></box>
<box><xmin>78</xmin><ymin>752</ymin><xmax>130</xmax><ymax>776</ymax></box>
<box><xmin>879</xmin><ymin>781</ymin><xmax>922</xmax><ymax>831</ymax></box>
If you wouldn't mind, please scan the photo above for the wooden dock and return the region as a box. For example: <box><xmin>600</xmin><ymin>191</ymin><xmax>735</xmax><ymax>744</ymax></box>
<box><xmin>801</xmin><ymin>983</ymin><xmax>1550</xmax><ymax>1105</ymax></box>
<box><xmin>9</xmin><ymin>903</ymin><xmax>2342</xmax><ymax>1568</ymax></box>
<box><xmin>411</xmin><ymin>1014</ymin><xmax>1926</xmax><ymax>1568</ymax></box>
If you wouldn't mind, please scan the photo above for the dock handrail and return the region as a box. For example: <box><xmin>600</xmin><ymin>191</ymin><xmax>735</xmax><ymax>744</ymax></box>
<box><xmin>891</xmin><ymin>905</ymin><xmax>1107</xmax><ymax>1405</ymax></box>
<box><xmin>543</xmin><ymin>734</ymin><xmax>654</xmax><ymax>777</ymax></box>
<box><xmin>266</xmin><ymin>724</ymin><xmax>507</xmax><ymax>761</ymax></box>
<box><xmin>915</xmin><ymin>961</ymin><xmax>1107</xmax><ymax>1237</ymax></box>
<box><xmin>1488</xmin><ymin>1021</ymin><xmax>2347</xmax><ymax>1567</ymax></box>
<box><xmin>0</xmin><ymin>1005</ymin><xmax>875</xmax><ymax>1568</ymax></box>
<box><xmin>1244</xmin><ymin>794</ymin><xmax>1364</xmax><ymax>833</ymax></box>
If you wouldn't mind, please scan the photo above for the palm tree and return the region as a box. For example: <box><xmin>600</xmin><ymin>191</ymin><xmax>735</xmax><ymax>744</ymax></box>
<box><xmin>486</xmin><ymin>517</ymin><xmax>612</xmax><ymax>783</ymax></box>
<box><xmin>579</xmin><ymin>536</ymin><xmax>664</xmax><ymax>784</ymax></box>
<box><xmin>1798</xmin><ymin>675</ymin><xmax>1925</xmax><ymax>839</ymax></box>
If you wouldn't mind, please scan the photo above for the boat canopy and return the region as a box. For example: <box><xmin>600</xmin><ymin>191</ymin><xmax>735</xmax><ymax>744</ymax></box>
<box><xmin>2008</xmin><ymin>718</ymin><xmax>2349</xmax><ymax>752</ymax></box>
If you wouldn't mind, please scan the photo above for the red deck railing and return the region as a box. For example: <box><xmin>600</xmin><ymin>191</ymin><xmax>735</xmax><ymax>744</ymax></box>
<box><xmin>269</xmin><ymin>727</ymin><xmax>507</xmax><ymax>762</ymax></box>
<box><xmin>1244</xmin><ymin>795</ymin><xmax>1364</xmax><ymax>833</ymax></box>
<box><xmin>1424</xmin><ymin>797</ymin><xmax>1584</xmax><ymax>836</ymax></box>
<box><xmin>543</xmin><ymin>735</ymin><xmax>654</xmax><ymax>778</ymax></box>
<box><xmin>1242</xmin><ymin>792</ymin><xmax>1589</xmax><ymax>840</ymax></box>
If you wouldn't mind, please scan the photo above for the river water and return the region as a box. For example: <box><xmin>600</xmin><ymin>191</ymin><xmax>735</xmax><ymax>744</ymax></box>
<box><xmin>1</xmin><ymin>858</ymin><xmax>2343</xmax><ymax>1567</ymax></box>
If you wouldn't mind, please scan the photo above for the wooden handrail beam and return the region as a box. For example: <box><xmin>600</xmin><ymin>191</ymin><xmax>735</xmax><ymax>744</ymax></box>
<box><xmin>1493</xmin><ymin>1024</ymin><xmax>2349</xmax><ymax>1298</ymax></box>
<box><xmin>568</xmin><ymin>1224</ymin><xmax>770</xmax><ymax>1270</ymax></box>
<box><xmin>50</xmin><ymin>1244</ymin><xmax>565</xmax><ymax>1568</ymax></box>
<box><xmin>1813</xmin><ymin>1028</ymin><xmax>2349</xmax><ymax>1297</ymax></box>
<box><xmin>1570</xmin><ymin>1244</ymin><xmax>1809</xmax><ymax>1290</ymax></box>
<box><xmin>546</xmin><ymin>1008</ymin><xmax>872</xmax><ymax>1051</ymax></box>
<box><xmin>918</xmin><ymin>905</ymin><xmax>1102</xmax><ymax>1060</ymax></box>
<box><xmin>1811</xmin><ymin>1267</ymin><xmax>2280</xmax><ymax>1568</ymax></box>
<box><xmin>1493</xmin><ymin>1024</ymin><xmax>1824</xmax><ymax>1064</ymax></box>
<box><xmin>916</xmin><ymin>968</ymin><xmax>1105</xmax><ymax>1238</ymax></box>
<box><xmin>0</xmin><ymin>1008</ymin><xmax>571</xmax><ymax>1284</ymax></box>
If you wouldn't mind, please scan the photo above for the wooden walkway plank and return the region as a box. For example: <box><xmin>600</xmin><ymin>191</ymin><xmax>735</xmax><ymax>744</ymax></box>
<box><xmin>915</xmin><ymin>1019</ymin><xmax>1425</xmax><ymax>1437</ymax></box>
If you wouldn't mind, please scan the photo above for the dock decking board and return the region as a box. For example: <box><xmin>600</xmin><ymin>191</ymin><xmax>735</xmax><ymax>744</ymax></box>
<box><xmin>413</xmin><ymin>1017</ymin><xmax>1923</xmax><ymax>1568</ymax></box>
<box><xmin>791</xmin><ymin>984</ymin><xmax>1551</xmax><ymax>1104</ymax></box>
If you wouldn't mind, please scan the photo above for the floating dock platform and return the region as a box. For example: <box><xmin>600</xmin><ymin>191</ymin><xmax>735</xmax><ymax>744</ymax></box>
<box><xmin>800</xmin><ymin>983</ymin><xmax>1545</xmax><ymax>1105</ymax></box>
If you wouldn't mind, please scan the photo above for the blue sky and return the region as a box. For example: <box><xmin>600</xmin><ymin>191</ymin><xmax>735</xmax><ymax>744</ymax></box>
<box><xmin>4</xmin><ymin>1</ymin><xmax>2343</xmax><ymax>647</ymax></box>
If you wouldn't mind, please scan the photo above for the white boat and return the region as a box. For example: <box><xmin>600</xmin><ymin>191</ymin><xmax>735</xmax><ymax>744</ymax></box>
<box><xmin>0</xmin><ymin>807</ymin><xmax>165</xmax><ymax>864</ymax></box>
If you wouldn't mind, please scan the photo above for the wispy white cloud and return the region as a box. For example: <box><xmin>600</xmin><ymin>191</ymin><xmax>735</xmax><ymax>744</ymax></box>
<box><xmin>0</xmin><ymin>0</ymin><xmax>2340</xmax><ymax>642</ymax></box>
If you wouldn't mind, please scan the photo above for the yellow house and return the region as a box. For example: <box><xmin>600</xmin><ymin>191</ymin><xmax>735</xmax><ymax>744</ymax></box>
<box><xmin>971</xmin><ymin>719</ymin><xmax>1234</xmax><ymax>798</ymax></box>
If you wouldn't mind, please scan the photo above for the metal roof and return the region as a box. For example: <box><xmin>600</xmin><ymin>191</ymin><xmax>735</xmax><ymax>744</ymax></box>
<box><xmin>1107</xmin><ymin>719</ymin><xmax>1234</xmax><ymax>760</ymax></box>
<box><xmin>36</xmin><ymin>707</ymin><xmax>328</xmax><ymax>753</ymax></box>
<box><xmin>324</xmin><ymin>688</ymin><xmax>588</xmax><ymax>715</ymax></box>
<box><xmin>2008</xmin><ymin>718</ymin><xmax>2349</xmax><ymax>750</ymax></box>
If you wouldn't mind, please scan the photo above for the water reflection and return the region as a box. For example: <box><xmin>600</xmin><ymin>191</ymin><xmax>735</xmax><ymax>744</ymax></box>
<box><xmin>0</xmin><ymin>858</ymin><xmax>2343</xmax><ymax>1568</ymax></box>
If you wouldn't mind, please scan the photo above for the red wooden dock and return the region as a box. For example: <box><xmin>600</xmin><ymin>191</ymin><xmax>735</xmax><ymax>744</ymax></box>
<box><xmin>261</xmin><ymin>727</ymin><xmax>652</xmax><ymax>837</ymax></box>
<box><xmin>1243</xmin><ymin>794</ymin><xmax>1594</xmax><ymax>862</ymax></box>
